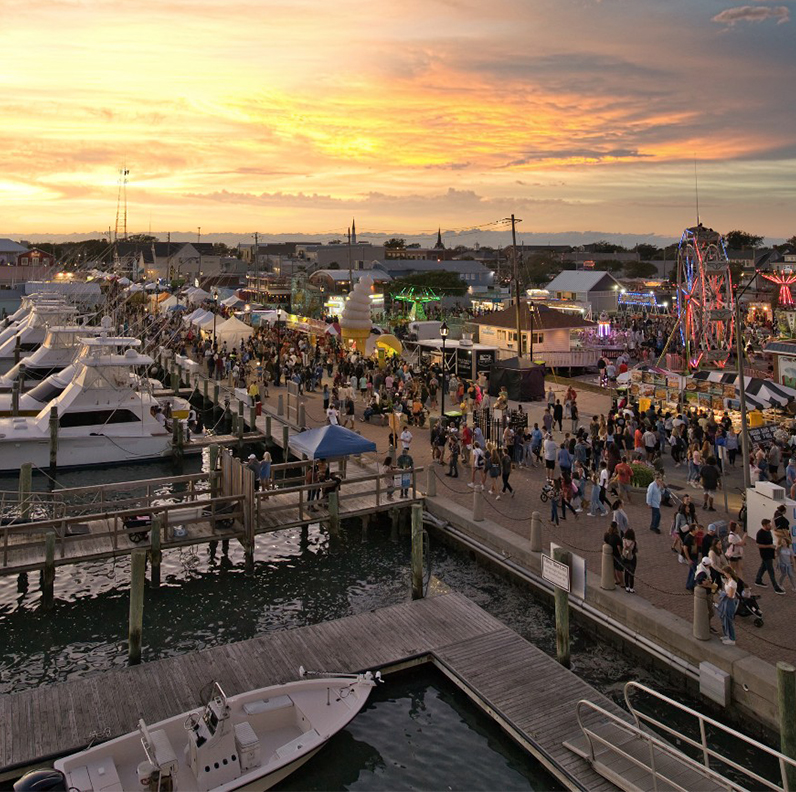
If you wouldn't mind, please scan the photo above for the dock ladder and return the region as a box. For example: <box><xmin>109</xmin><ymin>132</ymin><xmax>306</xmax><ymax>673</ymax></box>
<box><xmin>565</xmin><ymin>681</ymin><xmax>796</xmax><ymax>791</ymax></box>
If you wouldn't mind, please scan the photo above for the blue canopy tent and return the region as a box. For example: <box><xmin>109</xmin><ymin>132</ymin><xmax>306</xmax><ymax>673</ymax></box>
<box><xmin>288</xmin><ymin>425</ymin><xmax>376</xmax><ymax>459</ymax></box>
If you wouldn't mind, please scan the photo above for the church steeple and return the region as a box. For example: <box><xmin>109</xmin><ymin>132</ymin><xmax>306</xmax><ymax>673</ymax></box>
<box><xmin>433</xmin><ymin>227</ymin><xmax>445</xmax><ymax>250</ymax></box>
<box><xmin>351</xmin><ymin>218</ymin><xmax>357</xmax><ymax>244</ymax></box>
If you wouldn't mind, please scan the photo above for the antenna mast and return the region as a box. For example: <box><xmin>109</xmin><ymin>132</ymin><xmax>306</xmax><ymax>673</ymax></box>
<box><xmin>694</xmin><ymin>157</ymin><xmax>700</xmax><ymax>226</ymax></box>
<box><xmin>114</xmin><ymin>166</ymin><xmax>130</xmax><ymax>241</ymax></box>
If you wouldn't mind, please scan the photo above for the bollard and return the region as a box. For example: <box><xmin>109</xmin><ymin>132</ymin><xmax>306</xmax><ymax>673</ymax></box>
<box><xmin>600</xmin><ymin>543</ymin><xmax>615</xmax><ymax>590</ymax></box>
<box><xmin>49</xmin><ymin>406</ymin><xmax>58</xmax><ymax>478</ymax></box>
<box><xmin>411</xmin><ymin>504</ymin><xmax>424</xmax><ymax>599</ymax></box>
<box><xmin>554</xmin><ymin>547</ymin><xmax>571</xmax><ymax>668</ymax></box>
<box><xmin>328</xmin><ymin>490</ymin><xmax>340</xmax><ymax>536</ymax></box>
<box><xmin>149</xmin><ymin>516</ymin><xmax>162</xmax><ymax>589</ymax></box>
<box><xmin>298</xmin><ymin>402</ymin><xmax>306</xmax><ymax>428</ymax></box>
<box><xmin>282</xmin><ymin>425</ymin><xmax>290</xmax><ymax>456</ymax></box>
<box><xmin>128</xmin><ymin>549</ymin><xmax>146</xmax><ymax>664</ymax></box>
<box><xmin>530</xmin><ymin>511</ymin><xmax>542</xmax><ymax>553</ymax></box>
<box><xmin>777</xmin><ymin>662</ymin><xmax>796</xmax><ymax>790</ymax></box>
<box><xmin>277</xmin><ymin>394</ymin><xmax>284</xmax><ymax>416</ymax></box>
<box><xmin>42</xmin><ymin>531</ymin><xmax>56</xmax><ymax>610</ymax></box>
<box><xmin>426</xmin><ymin>466</ymin><xmax>437</xmax><ymax>497</ymax></box>
<box><xmin>472</xmin><ymin>488</ymin><xmax>484</xmax><ymax>522</ymax></box>
<box><xmin>18</xmin><ymin>462</ymin><xmax>32</xmax><ymax>522</ymax></box>
<box><xmin>693</xmin><ymin>585</ymin><xmax>710</xmax><ymax>641</ymax></box>
<box><xmin>209</xmin><ymin>443</ymin><xmax>220</xmax><ymax>498</ymax></box>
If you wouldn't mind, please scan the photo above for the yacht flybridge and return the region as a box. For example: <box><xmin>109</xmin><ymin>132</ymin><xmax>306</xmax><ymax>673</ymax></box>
<box><xmin>0</xmin><ymin>336</ymin><xmax>183</xmax><ymax>470</ymax></box>
<box><xmin>0</xmin><ymin>300</ymin><xmax>79</xmax><ymax>373</ymax></box>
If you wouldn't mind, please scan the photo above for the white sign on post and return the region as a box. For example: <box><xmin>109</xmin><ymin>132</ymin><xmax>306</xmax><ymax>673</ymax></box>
<box><xmin>542</xmin><ymin>554</ymin><xmax>571</xmax><ymax>592</ymax></box>
<box><xmin>550</xmin><ymin>542</ymin><xmax>586</xmax><ymax>599</ymax></box>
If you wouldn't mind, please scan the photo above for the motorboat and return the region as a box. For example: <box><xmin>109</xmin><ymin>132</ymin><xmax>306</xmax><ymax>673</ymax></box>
<box><xmin>0</xmin><ymin>324</ymin><xmax>105</xmax><ymax>394</ymax></box>
<box><xmin>0</xmin><ymin>336</ymin><xmax>185</xmax><ymax>470</ymax></box>
<box><xmin>15</xmin><ymin>670</ymin><xmax>379</xmax><ymax>791</ymax></box>
<box><xmin>0</xmin><ymin>301</ymin><xmax>78</xmax><ymax>373</ymax></box>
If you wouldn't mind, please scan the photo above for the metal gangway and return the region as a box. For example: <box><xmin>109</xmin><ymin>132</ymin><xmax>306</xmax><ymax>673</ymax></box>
<box><xmin>565</xmin><ymin>681</ymin><xmax>796</xmax><ymax>791</ymax></box>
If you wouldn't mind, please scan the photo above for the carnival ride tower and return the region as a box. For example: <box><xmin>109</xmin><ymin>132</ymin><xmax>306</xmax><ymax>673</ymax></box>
<box><xmin>675</xmin><ymin>224</ymin><xmax>735</xmax><ymax>371</ymax></box>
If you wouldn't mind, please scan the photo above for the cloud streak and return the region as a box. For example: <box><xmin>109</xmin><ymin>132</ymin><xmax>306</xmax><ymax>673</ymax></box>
<box><xmin>712</xmin><ymin>5</ymin><xmax>790</xmax><ymax>25</ymax></box>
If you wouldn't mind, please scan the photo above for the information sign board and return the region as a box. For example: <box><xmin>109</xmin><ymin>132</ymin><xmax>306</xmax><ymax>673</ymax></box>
<box><xmin>542</xmin><ymin>554</ymin><xmax>571</xmax><ymax>592</ymax></box>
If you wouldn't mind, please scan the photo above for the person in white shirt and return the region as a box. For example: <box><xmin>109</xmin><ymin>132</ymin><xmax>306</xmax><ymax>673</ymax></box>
<box><xmin>326</xmin><ymin>405</ymin><xmax>339</xmax><ymax>425</ymax></box>
<box><xmin>400</xmin><ymin>427</ymin><xmax>413</xmax><ymax>451</ymax></box>
<box><xmin>543</xmin><ymin>434</ymin><xmax>558</xmax><ymax>481</ymax></box>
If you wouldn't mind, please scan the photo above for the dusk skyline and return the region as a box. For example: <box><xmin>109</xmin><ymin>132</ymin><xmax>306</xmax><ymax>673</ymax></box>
<box><xmin>2</xmin><ymin>0</ymin><xmax>795</xmax><ymax>240</ymax></box>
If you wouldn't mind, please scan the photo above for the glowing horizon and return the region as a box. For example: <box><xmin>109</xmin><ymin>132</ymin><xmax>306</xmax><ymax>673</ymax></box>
<box><xmin>1</xmin><ymin>0</ymin><xmax>795</xmax><ymax>240</ymax></box>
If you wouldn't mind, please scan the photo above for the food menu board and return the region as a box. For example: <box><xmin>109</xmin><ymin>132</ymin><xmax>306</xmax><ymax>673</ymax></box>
<box><xmin>629</xmin><ymin>369</ymin><xmax>735</xmax><ymax>411</ymax></box>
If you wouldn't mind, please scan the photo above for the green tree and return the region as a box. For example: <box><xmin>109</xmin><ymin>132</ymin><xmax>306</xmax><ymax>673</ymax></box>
<box><xmin>519</xmin><ymin>251</ymin><xmax>561</xmax><ymax>287</ymax></box>
<box><xmin>126</xmin><ymin>233</ymin><xmax>159</xmax><ymax>244</ymax></box>
<box><xmin>586</xmin><ymin>240</ymin><xmax>627</xmax><ymax>253</ymax></box>
<box><xmin>387</xmin><ymin>271</ymin><xmax>467</xmax><ymax>297</ymax></box>
<box><xmin>784</xmin><ymin>235</ymin><xmax>796</xmax><ymax>248</ymax></box>
<box><xmin>624</xmin><ymin>261</ymin><xmax>658</xmax><ymax>278</ymax></box>
<box><xmin>724</xmin><ymin>230</ymin><xmax>763</xmax><ymax>249</ymax></box>
<box><xmin>633</xmin><ymin>243</ymin><xmax>659</xmax><ymax>259</ymax></box>
<box><xmin>594</xmin><ymin>259</ymin><xmax>625</xmax><ymax>273</ymax></box>
<box><xmin>385</xmin><ymin>238</ymin><xmax>406</xmax><ymax>249</ymax></box>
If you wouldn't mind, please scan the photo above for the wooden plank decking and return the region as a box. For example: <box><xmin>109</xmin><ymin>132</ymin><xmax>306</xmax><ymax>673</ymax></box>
<box><xmin>0</xmin><ymin>592</ymin><xmax>622</xmax><ymax>790</ymax></box>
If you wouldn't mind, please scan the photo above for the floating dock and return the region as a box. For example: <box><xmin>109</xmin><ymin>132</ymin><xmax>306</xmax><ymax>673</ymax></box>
<box><xmin>0</xmin><ymin>592</ymin><xmax>623</xmax><ymax>790</ymax></box>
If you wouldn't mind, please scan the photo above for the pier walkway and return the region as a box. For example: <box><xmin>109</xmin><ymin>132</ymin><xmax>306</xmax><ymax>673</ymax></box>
<box><xmin>0</xmin><ymin>592</ymin><xmax>622</xmax><ymax>790</ymax></box>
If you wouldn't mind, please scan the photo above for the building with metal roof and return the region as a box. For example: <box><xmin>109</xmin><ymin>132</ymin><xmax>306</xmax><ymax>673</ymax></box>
<box><xmin>545</xmin><ymin>270</ymin><xmax>622</xmax><ymax>312</ymax></box>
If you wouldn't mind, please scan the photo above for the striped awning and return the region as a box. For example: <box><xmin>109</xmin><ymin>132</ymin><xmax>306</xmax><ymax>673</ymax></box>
<box><xmin>691</xmin><ymin>371</ymin><xmax>796</xmax><ymax>410</ymax></box>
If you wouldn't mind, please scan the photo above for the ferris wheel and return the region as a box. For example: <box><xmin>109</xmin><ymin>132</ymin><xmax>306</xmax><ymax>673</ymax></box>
<box><xmin>675</xmin><ymin>224</ymin><xmax>735</xmax><ymax>370</ymax></box>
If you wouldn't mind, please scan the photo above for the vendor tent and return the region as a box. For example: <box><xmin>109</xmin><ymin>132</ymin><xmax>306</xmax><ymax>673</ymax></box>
<box><xmin>691</xmin><ymin>371</ymin><xmax>796</xmax><ymax>410</ymax></box>
<box><xmin>214</xmin><ymin>315</ymin><xmax>253</xmax><ymax>346</ymax></box>
<box><xmin>186</xmin><ymin>288</ymin><xmax>211</xmax><ymax>305</ymax></box>
<box><xmin>288</xmin><ymin>425</ymin><xmax>376</xmax><ymax>459</ymax></box>
<box><xmin>158</xmin><ymin>295</ymin><xmax>179</xmax><ymax>311</ymax></box>
<box><xmin>222</xmin><ymin>294</ymin><xmax>245</xmax><ymax>308</ymax></box>
<box><xmin>197</xmin><ymin>313</ymin><xmax>217</xmax><ymax>330</ymax></box>
<box><xmin>190</xmin><ymin>310</ymin><xmax>212</xmax><ymax>326</ymax></box>
<box><xmin>487</xmin><ymin>357</ymin><xmax>546</xmax><ymax>401</ymax></box>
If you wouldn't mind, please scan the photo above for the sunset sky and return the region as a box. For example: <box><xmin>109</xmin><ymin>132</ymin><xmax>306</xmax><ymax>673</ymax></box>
<box><xmin>1</xmin><ymin>0</ymin><xmax>795</xmax><ymax>242</ymax></box>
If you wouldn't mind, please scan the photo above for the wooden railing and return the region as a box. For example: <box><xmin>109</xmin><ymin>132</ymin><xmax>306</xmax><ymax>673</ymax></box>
<box><xmin>1</xmin><ymin>494</ymin><xmax>244</xmax><ymax>568</ymax></box>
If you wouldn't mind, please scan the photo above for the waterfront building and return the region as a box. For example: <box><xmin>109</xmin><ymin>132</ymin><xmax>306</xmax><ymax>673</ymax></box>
<box><xmin>544</xmin><ymin>270</ymin><xmax>623</xmax><ymax>313</ymax></box>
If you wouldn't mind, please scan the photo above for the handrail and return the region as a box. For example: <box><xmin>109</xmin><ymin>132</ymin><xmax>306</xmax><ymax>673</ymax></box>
<box><xmin>575</xmin><ymin>699</ymin><xmax>738</xmax><ymax>792</ymax></box>
<box><xmin>625</xmin><ymin>681</ymin><xmax>796</xmax><ymax>792</ymax></box>
<box><xmin>52</xmin><ymin>471</ymin><xmax>217</xmax><ymax>497</ymax></box>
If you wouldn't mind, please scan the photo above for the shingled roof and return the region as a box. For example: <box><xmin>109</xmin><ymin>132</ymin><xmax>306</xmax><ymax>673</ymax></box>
<box><xmin>470</xmin><ymin>302</ymin><xmax>595</xmax><ymax>331</ymax></box>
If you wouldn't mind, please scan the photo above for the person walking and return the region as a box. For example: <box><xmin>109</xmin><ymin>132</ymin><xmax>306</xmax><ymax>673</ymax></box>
<box><xmin>260</xmin><ymin>450</ymin><xmax>272</xmax><ymax>492</ymax></box>
<box><xmin>543</xmin><ymin>433</ymin><xmax>558</xmax><ymax>481</ymax></box>
<box><xmin>553</xmin><ymin>399</ymin><xmax>564</xmax><ymax>433</ymax></box>
<box><xmin>487</xmin><ymin>447</ymin><xmax>501</xmax><ymax>497</ymax></box>
<box><xmin>604</xmin><ymin>522</ymin><xmax>624</xmax><ymax>586</ymax></box>
<box><xmin>726</xmin><ymin>521</ymin><xmax>746</xmax><ymax>576</ymax></box>
<box><xmin>469</xmin><ymin>441</ymin><xmax>486</xmax><ymax>489</ymax></box>
<box><xmin>646</xmin><ymin>474</ymin><xmax>664</xmax><ymax>534</ymax></box>
<box><xmin>613</xmin><ymin>498</ymin><xmax>629</xmax><ymax>535</ymax></box>
<box><xmin>622</xmin><ymin>528</ymin><xmax>638</xmax><ymax>593</ymax></box>
<box><xmin>447</xmin><ymin>435</ymin><xmax>460</xmax><ymax>478</ymax></box>
<box><xmin>499</xmin><ymin>448</ymin><xmax>514</xmax><ymax>499</ymax></box>
<box><xmin>700</xmin><ymin>456</ymin><xmax>720</xmax><ymax>512</ymax></box>
<box><xmin>754</xmin><ymin>518</ymin><xmax>785</xmax><ymax>593</ymax></box>
<box><xmin>588</xmin><ymin>469</ymin><xmax>609</xmax><ymax>517</ymax></box>
<box><xmin>776</xmin><ymin>525</ymin><xmax>796</xmax><ymax>591</ymax></box>
<box><xmin>397</xmin><ymin>448</ymin><xmax>414</xmax><ymax>499</ymax></box>
<box><xmin>559</xmin><ymin>476</ymin><xmax>578</xmax><ymax>520</ymax></box>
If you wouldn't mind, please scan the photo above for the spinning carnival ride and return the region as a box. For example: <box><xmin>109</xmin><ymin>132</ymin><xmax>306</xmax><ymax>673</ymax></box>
<box><xmin>676</xmin><ymin>224</ymin><xmax>735</xmax><ymax>370</ymax></box>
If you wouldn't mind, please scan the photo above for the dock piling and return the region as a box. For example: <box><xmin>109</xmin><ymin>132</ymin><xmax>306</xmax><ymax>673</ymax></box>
<box><xmin>361</xmin><ymin>514</ymin><xmax>369</xmax><ymax>543</ymax></box>
<box><xmin>282</xmin><ymin>425</ymin><xmax>289</xmax><ymax>455</ymax></box>
<box><xmin>213</xmin><ymin>382</ymin><xmax>219</xmax><ymax>407</ymax></box>
<box><xmin>149</xmin><ymin>516</ymin><xmax>162</xmax><ymax>589</ymax></box>
<box><xmin>265</xmin><ymin>415</ymin><xmax>272</xmax><ymax>442</ymax></box>
<box><xmin>693</xmin><ymin>586</ymin><xmax>710</xmax><ymax>641</ymax></box>
<box><xmin>11</xmin><ymin>379</ymin><xmax>19</xmax><ymax>416</ymax></box>
<box><xmin>48</xmin><ymin>406</ymin><xmax>58</xmax><ymax>479</ymax></box>
<box><xmin>328</xmin><ymin>490</ymin><xmax>340</xmax><ymax>536</ymax></box>
<box><xmin>600</xmin><ymin>543</ymin><xmax>615</xmax><ymax>590</ymax></box>
<box><xmin>277</xmin><ymin>394</ymin><xmax>284</xmax><ymax>416</ymax></box>
<box><xmin>237</xmin><ymin>402</ymin><xmax>245</xmax><ymax>443</ymax></box>
<box><xmin>209</xmin><ymin>443</ymin><xmax>220</xmax><ymax>498</ymax></box>
<box><xmin>13</xmin><ymin>335</ymin><xmax>20</xmax><ymax>365</ymax></box>
<box><xmin>530</xmin><ymin>511</ymin><xmax>542</xmax><ymax>552</ymax></box>
<box><xmin>554</xmin><ymin>547</ymin><xmax>571</xmax><ymax>668</ymax></box>
<box><xmin>42</xmin><ymin>531</ymin><xmax>56</xmax><ymax>610</ymax></box>
<box><xmin>390</xmin><ymin>507</ymin><xmax>399</xmax><ymax>541</ymax></box>
<box><xmin>250</xmin><ymin>405</ymin><xmax>256</xmax><ymax>432</ymax></box>
<box><xmin>777</xmin><ymin>662</ymin><xmax>796</xmax><ymax>789</ymax></box>
<box><xmin>411</xmin><ymin>504</ymin><xmax>424</xmax><ymax>599</ymax></box>
<box><xmin>18</xmin><ymin>462</ymin><xmax>32</xmax><ymax>521</ymax></box>
<box><xmin>298</xmin><ymin>402</ymin><xmax>306</xmax><ymax>428</ymax></box>
<box><xmin>128</xmin><ymin>549</ymin><xmax>146</xmax><ymax>664</ymax></box>
<box><xmin>203</xmin><ymin>377</ymin><xmax>209</xmax><ymax>407</ymax></box>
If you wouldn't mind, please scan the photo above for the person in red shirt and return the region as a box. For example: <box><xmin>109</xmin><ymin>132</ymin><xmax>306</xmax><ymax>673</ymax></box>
<box><xmin>613</xmin><ymin>456</ymin><xmax>634</xmax><ymax>503</ymax></box>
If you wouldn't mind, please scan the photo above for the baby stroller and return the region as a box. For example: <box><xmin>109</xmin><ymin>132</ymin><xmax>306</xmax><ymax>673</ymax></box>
<box><xmin>737</xmin><ymin>591</ymin><xmax>764</xmax><ymax>628</ymax></box>
<box><xmin>540</xmin><ymin>481</ymin><xmax>555</xmax><ymax>503</ymax></box>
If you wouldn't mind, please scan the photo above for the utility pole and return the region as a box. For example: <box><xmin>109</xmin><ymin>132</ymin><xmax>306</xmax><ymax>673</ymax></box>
<box><xmin>197</xmin><ymin>226</ymin><xmax>201</xmax><ymax>244</ymax></box>
<box><xmin>253</xmin><ymin>232</ymin><xmax>259</xmax><ymax>300</ymax></box>
<box><xmin>347</xmin><ymin>227</ymin><xmax>353</xmax><ymax>293</ymax></box>
<box><xmin>511</xmin><ymin>214</ymin><xmax>523</xmax><ymax>359</ymax></box>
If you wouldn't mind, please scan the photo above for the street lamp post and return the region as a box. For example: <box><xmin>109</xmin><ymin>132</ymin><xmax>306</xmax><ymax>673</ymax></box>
<box><xmin>212</xmin><ymin>288</ymin><xmax>219</xmax><ymax>350</ymax></box>
<box><xmin>440</xmin><ymin>320</ymin><xmax>449</xmax><ymax>421</ymax></box>
<box><xmin>275</xmin><ymin>307</ymin><xmax>285</xmax><ymax>386</ymax></box>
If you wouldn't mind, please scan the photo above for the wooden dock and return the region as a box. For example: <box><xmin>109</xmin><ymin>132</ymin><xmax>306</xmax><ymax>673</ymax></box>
<box><xmin>0</xmin><ymin>592</ymin><xmax>622</xmax><ymax>790</ymax></box>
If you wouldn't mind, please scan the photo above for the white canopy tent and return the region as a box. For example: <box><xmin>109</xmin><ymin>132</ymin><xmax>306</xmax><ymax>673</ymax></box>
<box><xmin>214</xmin><ymin>315</ymin><xmax>253</xmax><ymax>346</ymax></box>
<box><xmin>222</xmin><ymin>294</ymin><xmax>245</xmax><ymax>308</ymax></box>
<box><xmin>190</xmin><ymin>310</ymin><xmax>213</xmax><ymax>326</ymax></box>
<box><xmin>197</xmin><ymin>313</ymin><xmax>217</xmax><ymax>330</ymax></box>
<box><xmin>186</xmin><ymin>288</ymin><xmax>212</xmax><ymax>305</ymax></box>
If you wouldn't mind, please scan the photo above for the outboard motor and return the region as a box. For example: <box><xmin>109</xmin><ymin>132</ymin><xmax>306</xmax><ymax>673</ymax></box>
<box><xmin>13</xmin><ymin>769</ymin><xmax>67</xmax><ymax>791</ymax></box>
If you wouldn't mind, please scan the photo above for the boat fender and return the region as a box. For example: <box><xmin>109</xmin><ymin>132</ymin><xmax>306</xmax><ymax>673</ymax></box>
<box><xmin>12</xmin><ymin>769</ymin><xmax>67</xmax><ymax>791</ymax></box>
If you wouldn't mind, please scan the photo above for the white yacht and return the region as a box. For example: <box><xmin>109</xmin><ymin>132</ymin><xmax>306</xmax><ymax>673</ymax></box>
<box><xmin>0</xmin><ymin>336</ymin><xmax>181</xmax><ymax>470</ymax></box>
<box><xmin>0</xmin><ymin>301</ymin><xmax>78</xmax><ymax>373</ymax></box>
<box><xmin>0</xmin><ymin>323</ymin><xmax>104</xmax><ymax>394</ymax></box>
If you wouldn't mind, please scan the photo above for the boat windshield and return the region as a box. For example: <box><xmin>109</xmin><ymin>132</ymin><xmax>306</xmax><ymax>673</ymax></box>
<box><xmin>26</xmin><ymin>380</ymin><xmax>66</xmax><ymax>403</ymax></box>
